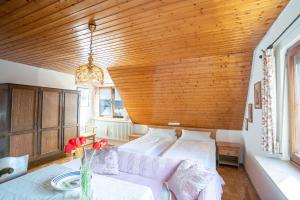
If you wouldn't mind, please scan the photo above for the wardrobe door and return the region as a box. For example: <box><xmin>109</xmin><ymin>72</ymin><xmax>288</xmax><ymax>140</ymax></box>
<box><xmin>0</xmin><ymin>85</ymin><xmax>9</xmax><ymax>158</ymax></box>
<box><xmin>63</xmin><ymin>127</ymin><xmax>78</xmax><ymax>146</ymax></box>
<box><xmin>9</xmin><ymin>86</ymin><xmax>38</xmax><ymax>159</ymax></box>
<box><xmin>10</xmin><ymin>133</ymin><xmax>34</xmax><ymax>157</ymax></box>
<box><xmin>0</xmin><ymin>136</ymin><xmax>8</xmax><ymax>158</ymax></box>
<box><xmin>0</xmin><ymin>85</ymin><xmax>9</xmax><ymax>135</ymax></box>
<box><xmin>39</xmin><ymin>89</ymin><xmax>62</xmax><ymax>156</ymax></box>
<box><xmin>63</xmin><ymin>91</ymin><xmax>80</xmax><ymax>145</ymax></box>
<box><xmin>11</xmin><ymin>87</ymin><xmax>37</xmax><ymax>132</ymax></box>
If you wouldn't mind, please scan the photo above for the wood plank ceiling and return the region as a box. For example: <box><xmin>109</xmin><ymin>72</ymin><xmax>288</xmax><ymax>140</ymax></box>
<box><xmin>0</xmin><ymin>0</ymin><xmax>288</xmax><ymax>129</ymax></box>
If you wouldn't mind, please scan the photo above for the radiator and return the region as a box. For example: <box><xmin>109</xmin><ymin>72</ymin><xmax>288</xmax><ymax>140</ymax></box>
<box><xmin>92</xmin><ymin>119</ymin><xmax>133</xmax><ymax>141</ymax></box>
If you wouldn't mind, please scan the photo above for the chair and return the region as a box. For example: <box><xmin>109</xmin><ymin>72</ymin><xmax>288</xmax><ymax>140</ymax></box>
<box><xmin>80</xmin><ymin>124</ymin><xmax>97</xmax><ymax>145</ymax></box>
<box><xmin>0</xmin><ymin>155</ymin><xmax>29</xmax><ymax>183</ymax></box>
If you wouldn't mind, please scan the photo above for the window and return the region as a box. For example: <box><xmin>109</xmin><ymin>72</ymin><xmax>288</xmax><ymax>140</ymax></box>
<box><xmin>99</xmin><ymin>87</ymin><xmax>124</xmax><ymax>118</ymax></box>
<box><xmin>288</xmin><ymin>41</ymin><xmax>300</xmax><ymax>166</ymax></box>
<box><xmin>77</xmin><ymin>87</ymin><xmax>90</xmax><ymax>107</ymax></box>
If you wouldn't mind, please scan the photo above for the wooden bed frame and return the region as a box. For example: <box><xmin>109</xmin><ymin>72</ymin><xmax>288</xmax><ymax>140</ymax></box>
<box><xmin>147</xmin><ymin>125</ymin><xmax>217</xmax><ymax>139</ymax></box>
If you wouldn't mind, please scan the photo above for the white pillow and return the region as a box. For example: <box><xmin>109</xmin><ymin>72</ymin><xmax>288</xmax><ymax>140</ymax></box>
<box><xmin>181</xmin><ymin>129</ymin><xmax>211</xmax><ymax>141</ymax></box>
<box><xmin>148</xmin><ymin>128</ymin><xmax>176</xmax><ymax>138</ymax></box>
<box><xmin>167</xmin><ymin>160</ymin><xmax>214</xmax><ymax>200</ymax></box>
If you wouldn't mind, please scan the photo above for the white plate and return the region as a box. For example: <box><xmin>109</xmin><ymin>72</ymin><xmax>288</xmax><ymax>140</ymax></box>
<box><xmin>51</xmin><ymin>171</ymin><xmax>80</xmax><ymax>191</ymax></box>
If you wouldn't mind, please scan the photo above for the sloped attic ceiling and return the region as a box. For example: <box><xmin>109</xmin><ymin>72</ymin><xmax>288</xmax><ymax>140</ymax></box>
<box><xmin>0</xmin><ymin>0</ymin><xmax>288</xmax><ymax>129</ymax></box>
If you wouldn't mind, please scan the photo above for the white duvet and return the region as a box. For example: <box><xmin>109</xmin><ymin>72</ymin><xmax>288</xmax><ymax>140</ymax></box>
<box><xmin>161</xmin><ymin>139</ymin><xmax>224</xmax><ymax>200</ymax></box>
<box><xmin>162</xmin><ymin>139</ymin><xmax>216</xmax><ymax>170</ymax></box>
<box><xmin>120</xmin><ymin>134</ymin><xmax>177</xmax><ymax>156</ymax></box>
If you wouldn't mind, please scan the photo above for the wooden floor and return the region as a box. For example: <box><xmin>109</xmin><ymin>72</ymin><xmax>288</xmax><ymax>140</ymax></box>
<box><xmin>29</xmin><ymin>139</ymin><xmax>259</xmax><ymax>200</ymax></box>
<box><xmin>217</xmin><ymin>165</ymin><xmax>259</xmax><ymax>200</ymax></box>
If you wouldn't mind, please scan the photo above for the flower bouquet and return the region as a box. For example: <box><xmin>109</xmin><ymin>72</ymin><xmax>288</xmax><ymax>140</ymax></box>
<box><xmin>65</xmin><ymin>137</ymin><xmax>108</xmax><ymax>200</ymax></box>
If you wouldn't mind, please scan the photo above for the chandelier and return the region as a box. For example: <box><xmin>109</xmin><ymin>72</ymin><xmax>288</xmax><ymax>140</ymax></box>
<box><xmin>75</xmin><ymin>22</ymin><xmax>104</xmax><ymax>86</ymax></box>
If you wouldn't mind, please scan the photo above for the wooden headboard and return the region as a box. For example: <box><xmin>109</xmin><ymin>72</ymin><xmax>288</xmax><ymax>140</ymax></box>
<box><xmin>147</xmin><ymin>125</ymin><xmax>216</xmax><ymax>139</ymax></box>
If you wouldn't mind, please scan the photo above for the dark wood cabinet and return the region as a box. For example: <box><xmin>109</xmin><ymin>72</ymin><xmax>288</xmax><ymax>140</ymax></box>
<box><xmin>62</xmin><ymin>91</ymin><xmax>80</xmax><ymax>146</ymax></box>
<box><xmin>0</xmin><ymin>136</ymin><xmax>8</xmax><ymax>158</ymax></box>
<box><xmin>11</xmin><ymin>86</ymin><xmax>38</xmax><ymax>133</ymax></box>
<box><xmin>39</xmin><ymin>88</ymin><xmax>62</xmax><ymax>157</ymax></box>
<box><xmin>10</xmin><ymin>132</ymin><xmax>35</xmax><ymax>157</ymax></box>
<box><xmin>0</xmin><ymin>85</ymin><xmax>10</xmax><ymax>157</ymax></box>
<box><xmin>0</xmin><ymin>84</ymin><xmax>80</xmax><ymax>164</ymax></box>
<box><xmin>9</xmin><ymin>85</ymin><xmax>38</xmax><ymax>161</ymax></box>
<box><xmin>0</xmin><ymin>85</ymin><xmax>10</xmax><ymax>134</ymax></box>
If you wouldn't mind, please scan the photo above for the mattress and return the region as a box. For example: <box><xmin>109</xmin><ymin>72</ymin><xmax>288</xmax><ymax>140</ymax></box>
<box><xmin>119</xmin><ymin>134</ymin><xmax>177</xmax><ymax>156</ymax></box>
<box><xmin>161</xmin><ymin>138</ymin><xmax>216</xmax><ymax>170</ymax></box>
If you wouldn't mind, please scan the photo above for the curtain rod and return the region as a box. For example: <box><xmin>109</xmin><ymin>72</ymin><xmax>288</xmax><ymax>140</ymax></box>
<box><xmin>259</xmin><ymin>14</ymin><xmax>300</xmax><ymax>59</ymax></box>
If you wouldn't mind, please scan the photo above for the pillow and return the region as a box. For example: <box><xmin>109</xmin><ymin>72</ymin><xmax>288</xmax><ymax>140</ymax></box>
<box><xmin>85</xmin><ymin>147</ymin><xmax>119</xmax><ymax>175</ymax></box>
<box><xmin>180</xmin><ymin>129</ymin><xmax>211</xmax><ymax>141</ymax></box>
<box><xmin>167</xmin><ymin>160</ymin><xmax>214</xmax><ymax>200</ymax></box>
<box><xmin>118</xmin><ymin>150</ymin><xmax>181</xmax><ymax>181</ymax></box>
<box><xmin>148</xmin><ymin>128</ymin><xmax>177</xmax><ymax>138</ymax></box>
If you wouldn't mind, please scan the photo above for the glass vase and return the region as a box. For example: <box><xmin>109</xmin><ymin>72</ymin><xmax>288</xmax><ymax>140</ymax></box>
<box><xmin>80</xmin><ymin>164</ymin><xmax>93</xmax><ymax>200</ymax></box>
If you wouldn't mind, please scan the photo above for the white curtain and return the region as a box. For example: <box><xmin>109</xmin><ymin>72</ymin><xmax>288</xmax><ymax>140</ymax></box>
<box><xmin>261</xmin><ymin>48</ymin><xmax>277</xmax><ymax>153</ymax></box>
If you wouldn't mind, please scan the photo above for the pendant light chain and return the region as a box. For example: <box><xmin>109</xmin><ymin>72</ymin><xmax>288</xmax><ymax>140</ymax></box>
<box><xmin>75</xmin><ymin>22</ymin><xmax>104</xmax><ymax>86</ymax></box>
<box><xmin>90</xmin><ymin>29</ymin><xmax>93</xmax><ymax>55</ymax></box>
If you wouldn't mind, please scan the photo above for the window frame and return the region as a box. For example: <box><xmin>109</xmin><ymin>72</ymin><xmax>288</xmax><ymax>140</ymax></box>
<box><xmin>98</xmin><ymin>86</ymin><xmax>124</xmax><ymax>118</ymax></box>
<box><xmin>287</xmin><ymin>41</ymin><xmax>300</xmax><ymax>166</ymax></box>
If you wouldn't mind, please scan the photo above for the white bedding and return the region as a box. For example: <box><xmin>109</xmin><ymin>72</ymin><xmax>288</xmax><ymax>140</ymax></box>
<box><xmin>0</xmin><ymin>163</ymin><xmax>155</xmax><ymax>200</ymax></box>
<box><xmin>161</xmin><ymin>138</ymin><xmax>224</xmax><ymax>200</ymax></box>
<box><xmin>162</xmin><ymin>138</ymin><xmax>216</xmax><ymax>170</ymax></box>
<box><xmin>120</xmin><ymin>134</ymin><xmax>177</xmax><ymax>156</ymax></box>
<box><xmin>63</xmin><ymin>159</ymin><xmax>166</xmax><ymax>200</ymax></box>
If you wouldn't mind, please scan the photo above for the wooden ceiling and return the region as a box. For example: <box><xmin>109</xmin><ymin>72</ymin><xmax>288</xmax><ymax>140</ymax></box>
<box><xmin>109</xmin><ymin>53</ymin><xmax>252</xmax><ymax>129</ymax></box>
<box><xmin>0</xmin><ymin>0</ymin><xmax>288</xmax><ymax>129</ymax></box>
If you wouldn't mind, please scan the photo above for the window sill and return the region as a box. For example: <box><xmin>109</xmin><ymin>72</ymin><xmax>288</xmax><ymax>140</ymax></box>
<box><xmin>255</xmin><ymin>155</ymin><xmax>300</xmax><ymax>200</ymax></box>
<box><xmin>94</xmin><ymin>117</ymin><xmax>132</xmax><ymax>123</ymax></box>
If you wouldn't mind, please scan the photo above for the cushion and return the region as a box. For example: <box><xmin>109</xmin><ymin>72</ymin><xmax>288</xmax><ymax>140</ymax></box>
<box><xmin>148</xmin><ymin>128</ymin><xmax>177</xmax><ymax>138</ymax></box>
<box><xmin>85</xmin><ymin>147</ymin><xmax>119</xmax><ymax>175</ymax></box>
<box><xmin>180</xmin><ymin>129</ymin><xmax>211</xmax><ymax>141</ymax></box>
<box><xmin>118</xmin><ymin>150</ymin><xmax>181</xmax><ymax>182</ymax></box>
<box><xmin>167</xmin><ymin>160</ymin><xmax>214</xmax><ymax>200</ymax></box>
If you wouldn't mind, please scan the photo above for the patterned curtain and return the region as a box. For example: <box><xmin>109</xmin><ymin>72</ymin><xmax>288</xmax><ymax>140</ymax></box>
<box><xmin>261</xmin><ymin>48</ymin><xmax>277</xmax><ymax>153</ymax></box>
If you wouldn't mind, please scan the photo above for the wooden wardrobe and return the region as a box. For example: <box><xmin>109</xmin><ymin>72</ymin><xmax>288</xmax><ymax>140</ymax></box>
<box><xmin>0</xmin><ymin>84</ymin><xmax>80</xmax><ymax>164</ymax></box>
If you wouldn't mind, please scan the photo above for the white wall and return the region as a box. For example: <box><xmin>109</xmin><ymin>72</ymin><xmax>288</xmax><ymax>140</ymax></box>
<box><xmin>242</xmin><ymin>0</ymin><xmax>300</xmax><ymax>199</ymax></box>
<box><xmin>0</xmin><ymin>59</ymin><xmax>76</xmax><ymax>89</ymax></box>
<box><xmin>243</xmin><ymin>0</ymin><xmax>300</xmax><ymax>159</ymax></box>
<box><xmin>0</xmin><ymin>59</ymin><xmax>95</xmax><ymax>130</ymax></box>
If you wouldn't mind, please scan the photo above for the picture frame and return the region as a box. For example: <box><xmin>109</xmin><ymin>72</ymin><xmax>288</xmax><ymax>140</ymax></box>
<box><xmin>254</xmin><ymin>81</ymin><xmax>262</xmax><ymax>109</ymax></box>
<box><xmin>77</xmin><ymin>87</ymin><xmax>90</xmax><ymax>107</ymax></box>
<box><xmin>245</xmin><ymin>118</ymin><xmax>248</xmax><ymax>131</ymax></box>
<box><xmin>248</xmin><ymin>103</ymin><xmax>253</xmax><ymax>123</ymax></box>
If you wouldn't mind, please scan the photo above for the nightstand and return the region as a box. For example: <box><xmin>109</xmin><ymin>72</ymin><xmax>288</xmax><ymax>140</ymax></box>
<box><xmin>128</xmin><ymin>133</ymin><xmax>143</xmax><ymax>141</ymax></box>
<box><xmin>217</xmin><ymin>142</ymin><xmax>241</xmax><ymax>168</ymax></box>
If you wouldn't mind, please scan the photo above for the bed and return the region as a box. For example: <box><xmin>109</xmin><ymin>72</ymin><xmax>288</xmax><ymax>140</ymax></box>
<box><xmin>160</xmin><ymin>127</ymin><xmax>225</xmax><ymax>200</ymax></box>
<box><xmin>162</xmin><ymin>137</ymin><xmax>216</xmax><ymax>169</ymax></box>
<box><xmin>62</xmin><ymin>127</ymin><xmax>224</xmax><ymax>200</ymax></box>
<box><xmin>119</xmin><ymin>127</ymin><xmax>177</xmax><ymax>156</ymax></box>
<box><xmin>62</xmin><ymin>156</ymin><xmax>174</xmax><ymax>200</ymax></box>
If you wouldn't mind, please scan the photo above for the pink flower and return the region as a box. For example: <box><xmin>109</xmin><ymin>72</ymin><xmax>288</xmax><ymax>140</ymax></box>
<box><xmin>64</xmin><ymin>143</ymin><xmax>76</xmax><ymax>154</ymax></box>
<box><xmin>79</xmin><ymin>137</ymin><xmax>86</xmax><ymax>145</ymax></box>
<box><xmin>92</xmin><ymin>141</ymin><xmax>101</xmax><ymax>150</ymax></box>
<box><xmin>68</xmin><ymin>137</ymin><xmax>81</xmax><ymax>147</ymax></box>
<box><xmin>99</xmin><ymin>139</ymin><xmax>108</xmax><ymax>147</ymax></box>
<box><xmin>92</xmin><ymin>139</ymin><xmax>109</xmax><ymax>150</ymax></box>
